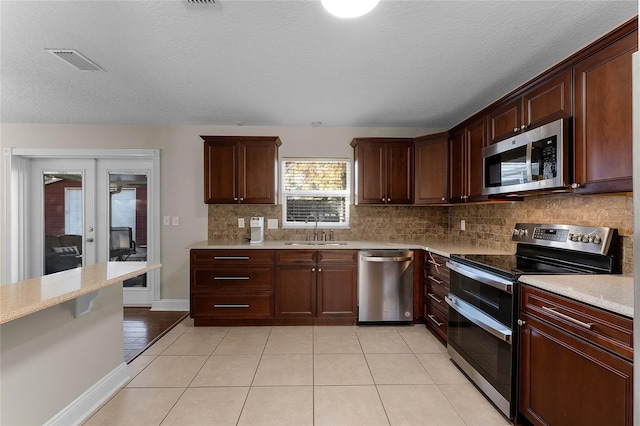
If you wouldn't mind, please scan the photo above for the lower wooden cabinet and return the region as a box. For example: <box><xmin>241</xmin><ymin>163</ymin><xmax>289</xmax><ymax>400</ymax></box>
<box><xmin>519</xmin><ymin>285</ymin><xmax>633</xmax><ymax>426</ymax></box>
<box><xmin>275</xmin><ymin>250</ymin><xmax>357</xmax><ymax>322</ymax></box>
<box><xmin>423</xmin><ymin>251</ymin><xmax>450</xmax><ymax>343</ymax></box>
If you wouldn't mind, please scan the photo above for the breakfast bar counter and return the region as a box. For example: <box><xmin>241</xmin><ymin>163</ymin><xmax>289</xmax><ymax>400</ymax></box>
<box><xmin>0</xmin><ymin>262</ymin><xmax>161</xmax><ymax>426</ymax></box>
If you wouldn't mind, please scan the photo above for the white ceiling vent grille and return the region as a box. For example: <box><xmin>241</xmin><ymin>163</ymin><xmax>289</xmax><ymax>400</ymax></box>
<box><xmin>45</xmin><ymin>49</ymin><xmax>104</xmax><ymax>72</ymax></box>
<box><xmin>187</xmin><ymin>0</ymin><xmax>215</xmax><ymax>3</ymax></box>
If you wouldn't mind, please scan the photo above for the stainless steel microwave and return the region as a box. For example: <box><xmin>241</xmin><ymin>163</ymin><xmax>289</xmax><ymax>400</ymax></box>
<box><xmin>482</xmin><ymin>118</ymin><xmax>570</xmax><ymax>196</ymax></box>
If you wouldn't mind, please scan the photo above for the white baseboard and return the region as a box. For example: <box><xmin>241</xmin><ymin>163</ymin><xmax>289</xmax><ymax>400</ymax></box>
<box><xmin>45</xmin><ymin>362</ymin><xmax>129</xmax><ymax>426</ymax></box>
<box><xmin>151</xmin><ymin>298</ymin><xmax>189</xmax><ymax>311</ymax></box>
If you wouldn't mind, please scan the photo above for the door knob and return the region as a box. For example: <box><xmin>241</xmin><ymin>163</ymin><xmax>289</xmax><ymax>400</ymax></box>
<box><xmin>85</xmin><ymin>237</ymin><xmax>94</xmax><ymax>243</ymax></box>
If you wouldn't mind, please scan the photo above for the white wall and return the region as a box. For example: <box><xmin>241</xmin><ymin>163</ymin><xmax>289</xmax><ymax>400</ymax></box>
<box><xmin>0</xmin><ymin>123</ymin><xmax>439</xmax><ymax>300</ymax></box>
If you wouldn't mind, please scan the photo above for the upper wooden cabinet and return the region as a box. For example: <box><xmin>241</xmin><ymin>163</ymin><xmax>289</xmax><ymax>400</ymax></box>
<box><xmin>414</xmin><ymin>132</ymin><xmax>449</xmax><ymax>205</ymax></box>
<box><xmin>449</xmin><ymin>116</ymin><xmax>489</xmax><ymax>203</ymax></box>
<box><xmin>489</xmin><ymin>69</ymin><xmax>572</xmax><ymax>144</ymax></box>
<box><xmin>573</xmin><ymin>28</ymin><xmax>637</xmax><ymax>194</ymax></box>
<box><xmin>201</xmin><ymin>136</ymin><xmax>281</xmax><ymax>204</ymax></box>
<box><xmin>351</xmin><ymin>138</ymin><xmax>414</xmax><ymax>205</ymax></box>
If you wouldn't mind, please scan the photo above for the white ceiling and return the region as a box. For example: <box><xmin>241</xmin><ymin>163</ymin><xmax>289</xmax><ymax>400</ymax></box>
<box><xmin>1</xmin><ymin>0</ymin><xmax>637</xmax><ymax>129</ymax></box>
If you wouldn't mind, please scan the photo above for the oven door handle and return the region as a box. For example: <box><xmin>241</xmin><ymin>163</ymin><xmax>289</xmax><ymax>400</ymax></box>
<box><xmin>446</xmin><ymin>262</ymin><xmax>513</xmax><ymax>293</ymax></box>
<box><xmin>445</xmin><ymin>295</ymin><xmax>512</xmax><ymax>344</ymax></box>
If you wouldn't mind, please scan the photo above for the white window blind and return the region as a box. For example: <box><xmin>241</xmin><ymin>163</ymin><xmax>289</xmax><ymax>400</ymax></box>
<box><xmin>282</xmin><ymin>159</ymin><xmax>350</xmax><ymax>228</ymax></box>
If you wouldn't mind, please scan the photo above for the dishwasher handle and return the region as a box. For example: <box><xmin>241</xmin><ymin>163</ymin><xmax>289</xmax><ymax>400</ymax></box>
<box><xmin>361</xmin><ymin>256</ymin><xmax>413</xmax><ymax>263</ymax></box>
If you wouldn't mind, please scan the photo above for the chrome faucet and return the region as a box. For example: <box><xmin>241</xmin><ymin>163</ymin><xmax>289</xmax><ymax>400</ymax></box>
<box><xmin>305</xmin><ymin>214</ymin><xmax>319</xmax><ymax>241</ymax></box>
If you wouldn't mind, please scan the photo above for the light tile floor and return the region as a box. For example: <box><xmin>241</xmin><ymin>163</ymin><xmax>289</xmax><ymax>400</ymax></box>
<box><xmin>84</xmin><ymin>319</ymin><xmax>513</xmax><ymax>426</ymax></box>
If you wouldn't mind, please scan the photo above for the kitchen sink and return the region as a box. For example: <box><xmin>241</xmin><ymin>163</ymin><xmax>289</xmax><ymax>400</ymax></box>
<box><xmin>284</xmin><ymin>242</ymin><xmax>348</xmax><ymax>246</ymax></box>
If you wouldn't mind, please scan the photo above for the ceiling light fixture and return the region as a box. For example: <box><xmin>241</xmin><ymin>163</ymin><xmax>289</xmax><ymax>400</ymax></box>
<box><xmin>321</xmin><ymin>0</ymin><xmax>380</xmax><ymax>19</ymax></box>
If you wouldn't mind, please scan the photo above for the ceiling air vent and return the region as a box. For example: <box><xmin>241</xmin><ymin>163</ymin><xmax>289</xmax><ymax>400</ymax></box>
<box><xmin>187</xmin><ymin>0</ymin><xmax>215</xmax><ymax>3</ymax></box>
<box><xmin>45</xmin><ymin>49</ymin><xmax>104</xmax><ymax>72</ymax></box>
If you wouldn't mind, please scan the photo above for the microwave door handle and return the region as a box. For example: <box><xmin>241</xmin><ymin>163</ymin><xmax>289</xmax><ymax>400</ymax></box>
<box><xmin>526</xmin><ymin>142</ymin><xmax>533</xmax><ymax>182</ymax></box>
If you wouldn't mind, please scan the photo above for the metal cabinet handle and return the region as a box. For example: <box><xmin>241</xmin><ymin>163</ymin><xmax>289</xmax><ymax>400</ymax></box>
<box><xmin>542</xmin><ymin>306</ymin><xmax>593</xmax><ymax>330</ymax></box>
<box><xmin>233</xmin><ymin>197</ymin><xmax>238</xmax><ymax>201</ymax></box>
<box><xmin>239</xmin><ymin>198</ymin><xmax>244</xmax><ymax>201</ymax></box>
<box><xmin>517</xmin><ymin>319</ymin><xmax>526</xmax><ymax>326</ymax></box>
<box><xmin>521</xmin><ymin>124</ymin><xmax>527</xmax><ymax>130</ymax></box>
<box><xmin>312</xmin><ymin>267</ymin><xmax>316</xmax><ymax>272</ymax></box>
<box><xmin>213</xmin><ymin>304</ymin><xmax>249</xmax><ymax>308</ymax></box>
<box><xmin>513</xmin><ymin>127</ymin><xmax>519</xmax><ymax>132</ymax></box>
<box><xmin>213</xmin><ymin>256</ymin><xmax>250</xmax><ymax>260</ymax></box>
<box><xmin>427</xmin><ymin>293</ymin><xmax>443</xmax><ymax>303</ymax></box>
<box><xmin>427</xmin><ymin>275</ymin><xmax>444</xmax><ymax>285</ymax></box>
<box><xmin>85</xmin><ymin>237</ymin><xmax>94</xmax><ymax>243</ymax></box>
<box><xmin>318</xmin><ymin>268</ymin><xmax>322</xmax><ymax>272</ymax></box>
<box><xmin>571</xmin><ymin>183</ymin><xmax>581</xmax><ymax>189</ymax></box>
<box><xmin>427</xmin><ymin>314</ymin><xmax>444</xmax><ymax>327</ymax></box>
<box><xmin>214</xmin><ymin>276</ymin><xmax>250</xmax><ymax>280</ymax></box>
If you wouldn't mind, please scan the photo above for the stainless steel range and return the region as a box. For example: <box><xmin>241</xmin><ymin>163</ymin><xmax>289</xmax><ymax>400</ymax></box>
<box><xmin>445</xmin><ymin>223</ymin><xmax>620</xmax><ymax>419</ymax></box>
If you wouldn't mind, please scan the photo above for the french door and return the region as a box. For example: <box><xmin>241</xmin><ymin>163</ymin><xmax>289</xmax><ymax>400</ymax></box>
<box><xmin>17</xmin><ymin>150</ymin><xmax>159</xmax><ymax>306</ymax></box>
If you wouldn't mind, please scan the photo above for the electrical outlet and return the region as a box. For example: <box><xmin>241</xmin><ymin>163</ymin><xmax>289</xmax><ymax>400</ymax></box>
<box><xmin>172</xmin><ymin>216</ymin><xmax>180</xmax><ymax>226</ymax></box>
<box><xmin>163</xmin><ymin>216</ymin><xmax>170</xmax><ymax>226</ymax></box>
<box><xmin>267</xmin><ymin>219</ymin><xmax>278</xmax><ymax>229</ymax></box>
<box><xmin>460</xmin><ymin>219</ymin><xmax>466</xmax><ymax>231</ymax></box>
<box><xmin>238</xmin><ymin>218</ymin><xmax>245</xmax><ymax>228</ymax></box>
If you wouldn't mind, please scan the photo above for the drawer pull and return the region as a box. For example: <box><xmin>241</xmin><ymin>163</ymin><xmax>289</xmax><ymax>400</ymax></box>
<box><xmin>213</xmin><ymin>276</ymin><xmax>250</xmax><ymax>280</ymax></box>
<box><xmin>542</xmin><ymin>306</ymin><xmax>593</xmax><ymax>330</ymax></box>
<box><xmin>427</xmin><ymin>275</ymin><xmax>444</xmax><ymax>285</ymax></box>
<box><xmin>427</xmin><ymin>259</ymin><xmax>442</xmax><ymax>267</ymax></box>
<box><xmin>213</xmin><ymin>304</ymin><xmax>249</xmax><ymax>309</ymax></box>
<box><xmin>427</xmin><ymin>293</ymin><xmax>443</xmax><ymax>303</ymax></box>
<box><xmin>213</xmin><ymin>256</ymin><xmax>250</xmax><ymax>260</ymax></box>
<box><xmin>427</xmin><ymin>314</ymin><xmax>444</xmax><ymax>327</ymax></box>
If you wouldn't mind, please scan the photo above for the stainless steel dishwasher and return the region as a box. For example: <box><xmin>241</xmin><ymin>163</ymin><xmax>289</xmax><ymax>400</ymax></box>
<box><xmin>357</xmin><ymin>250</ymin><xmax>414</xmax><ymax>323</ymax></box>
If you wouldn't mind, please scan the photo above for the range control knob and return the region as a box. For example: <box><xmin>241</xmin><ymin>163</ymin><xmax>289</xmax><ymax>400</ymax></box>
<box><xmin>581</xmin><ymin>235</ymin><xmax>591</xmax><ymax>243</ymax></box>
<box><xmin>519</xmin><ymin>229</ymin><xmax>528</xmax><ymax>237</ymax></box>
<box><xmin>592</xmin><ymin>236</ymin><xmax>602</xmax><ymax>245</ymax></box>
<box><xmin>569</xmin><ymin>233</ymin><xmax>580</xmax><ymax>242</ymax></box>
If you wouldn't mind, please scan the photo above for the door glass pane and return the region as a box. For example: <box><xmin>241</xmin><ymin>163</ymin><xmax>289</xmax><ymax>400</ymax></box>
<box><xmin>43</xmin><ymin>173</ymin><xmax>83</xmax><ymax>275</ymax></box>
<box><xmin>109</xmin><ymin>173</ymin><xmax>148</xmax><ymax>288</ymax></box>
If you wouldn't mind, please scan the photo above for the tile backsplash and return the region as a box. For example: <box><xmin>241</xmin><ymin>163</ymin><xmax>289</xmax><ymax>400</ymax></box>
<box><xmin>208</xmin><ymin>193</ymin><xmax>633</xmax><ymax>274</ymax></box>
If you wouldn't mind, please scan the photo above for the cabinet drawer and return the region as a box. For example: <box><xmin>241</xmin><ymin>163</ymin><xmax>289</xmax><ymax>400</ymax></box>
<box><xmin>521</xmin><ymin>285</ymin><xmax>633</xmax><ymax>361</ymax></box>
<box><xmin>193</xmin><ymin>293</ymin><xmax>274</xmax><ymax>318</ymax></box>
<box><xmin>424</xmin><ymin>302</ymin><xmax>448</xmax><ymax>341</ymax></box>
<box><xmin>425</xmin><ymin>283</ymin><xmax>448</xmax><ymax>308</ymax></box>
<box><xmin>317</xmin><ymin>250</ymin><xmax>358</xmax><ymax>264</ymax></box>
<box><xmin>191</xmin><ymin>249</ymin><xmax>274</xmax><ymax>265</ymax></box>
<box><xmin>275</xmin><ymin>250</ymin><xmax>316</xmax><ymax>265</ymax></box>
<box><xmin>192</xmin><ymin>266</ymin><xmax>274</xmax><ymax>291</ymax></box>
<box><xmin>424</xmin><ymin>252</ymin><xmax>450</xmax><ymax>284</ymax></box>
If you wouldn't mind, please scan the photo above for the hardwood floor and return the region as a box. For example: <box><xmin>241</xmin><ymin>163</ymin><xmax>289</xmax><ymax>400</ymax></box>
<box><xmin>123</xmin><ymin>307</ymin><xmax>188</xmax><ymax>363</ymax></box>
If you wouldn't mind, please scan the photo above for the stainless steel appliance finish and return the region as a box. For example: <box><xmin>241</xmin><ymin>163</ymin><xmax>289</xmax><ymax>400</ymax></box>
<box><xmin>358</xmin><ymin>250</ymin><xmax>414</xmax><ymax>323</ymax></box>
<box><xmin>482</xmin><ymin>118</ymin><xmax>570</xmax><ymax>196</ymax></box>
<box><xmin>446</xmin><ymin>223</ymin><xmax>620</xmax><ymax>420</ymax></box>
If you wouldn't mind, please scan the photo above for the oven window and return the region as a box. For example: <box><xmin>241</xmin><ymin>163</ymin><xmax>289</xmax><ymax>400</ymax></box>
<box><xmin>448</xmin><ymin>308</ymin><xmax>513</xmax><ymax>401</ymax></box>
<box><xmin>449</xmin><ymin>270</ymin><xmax>513</xmax><ymax>327</ymax></box>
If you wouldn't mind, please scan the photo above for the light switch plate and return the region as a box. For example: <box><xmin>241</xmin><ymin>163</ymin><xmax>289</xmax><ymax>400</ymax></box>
<box><xmin>238</xmin><ymin>218</ymin><xmax>245</xmax><ymax>228</ymax></box>
<box><xmin>172</xmin><ymin>216</ymin><xmax>180</xmax><ymax>226</ymax></box>
<box><xmin>460</xmin><ymin>219</ymin><xmax>466</xmax><ymax>231</ymax></box>
<box><xmin>163</xmin><ymin>216</ymin><xmax>170</xmax><ymax>226</ymax></box>
<box><xmin>267</xmin><ymin>219</ymin><xmax>278</xmax><ymax>229</ymax></box>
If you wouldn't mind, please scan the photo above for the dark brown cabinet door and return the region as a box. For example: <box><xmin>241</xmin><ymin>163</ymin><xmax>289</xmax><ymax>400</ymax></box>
<box><xmin>352</xmin><ymin>138</ymin><xmax>413</xmax><ymax>204</ymax></box>
<box><xmin>316</xmin><ymin>264</ymin><xmax>357</xmax><ymax>317</ymax></box>
<box><xmin>386</xmin><ymin>141</ymin><xmax>413</xmax><ymax>204</ymax></box>
<box><xmin>466</xmin><ymin>117</ymin><xmax>489</xmax><ymax>202</ymax></box>
<box><xmin>355</xmin><ymin>141</ymin><xmax>386</xmax><ymax>204</ymax></box>
<box><xmin>202</xmin><ymin>136</ymin><xmax>281</xmax><ymax>204</ymax></box>
<box><xmin>203</xmin><ymin>140</ymin><xmax>237</xmax><ymax>203</ymax></box>
<box><xmin>573</xmin><ymin>30</ymin><xmax>636</xmax><ymax>194</ymax></box>
<box><xmin>275</xmin><ymin>265</ymin><xmax>316</xmax><ymax>317</ymax></box>
<box><xmin>414</xmin><ymin>133</ymin><xmax>449</xmax><ymax>204</ymax></box>
<box><xmin>238</xmin><ymin>140</ymin><xmax>278</xmax><ymax>204</ymax></box>
<box><xmin>448</xmin><ymin>129</ymin><xmax>466</xmax><ymax>203</ymax></box>
<box><xmin>523</xmin><ymin>69</ymin><xmax>572</xmax><ymax>130</ymax></box>
<box><xmin>519</xmin><ymin>312</ymin><xmax>633</xmax><ymax>426</ymax></box>
<box><xmin>489</xmin><ymin>98</ymin><xmax>521</xmax><ymax>144</ymax></box>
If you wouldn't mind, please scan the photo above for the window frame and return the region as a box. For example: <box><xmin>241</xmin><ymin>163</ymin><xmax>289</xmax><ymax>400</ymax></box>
<box><xmin>281</xmin><ymin>157</ymin><xmax>351</xmax><ymax>230</ymax></box>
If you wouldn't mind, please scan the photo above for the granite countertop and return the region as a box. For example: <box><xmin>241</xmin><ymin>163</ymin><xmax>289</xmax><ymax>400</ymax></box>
<box><xmin>0</xmin><ymin>261</ymin><xmax>162</xmax><ymax>324</ymax></box>
<box><xmin>188</xmin><ymin>239</ymin><xmax>512</xmax><ymax>258</ymax></box>
<box><xmin>518</xmin><ymin>274</ymin><xmax>633</xmax><ymax>318</ymax></box>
